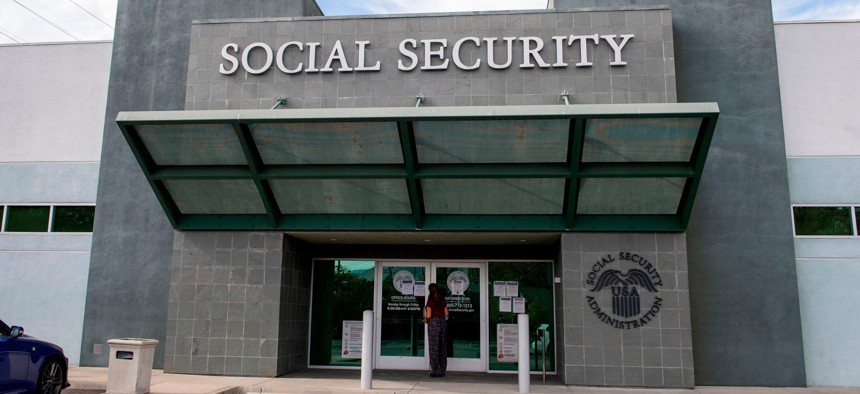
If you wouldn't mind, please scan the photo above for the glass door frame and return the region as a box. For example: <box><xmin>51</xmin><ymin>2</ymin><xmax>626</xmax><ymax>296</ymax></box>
<box><xmin>374</xmin><ymin>261</ymin><xmax>430</xmax><ymax>370</ymax></box>
<box><xmin>307</xmin><ymin>258</ymin><xmax>558</xmax><ymax>374</ymax></box>
<box><xmin>430</xmin><ymin>261</ymin><xmax>488</xmax><ymax>372</ymax></box>
<box><xmin>373</xmin><ymin>260</ymin><xmax>489</xmax><ymax>372</ymax></box>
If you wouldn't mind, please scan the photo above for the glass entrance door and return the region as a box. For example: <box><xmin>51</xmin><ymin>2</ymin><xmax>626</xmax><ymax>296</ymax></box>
<box><xmin>432</xmin><ymin>262</ymin><xmax>487</xmax><ymax>371</ymax></box>
<box><xmin>375</xmin><ymin>262</ymin><xmax>428</xmax><ymax>370</ymax></box>
<box><xmin>375</xmin><ymin>261</ymin><xmax>487</xmax><ymax>371</ymax></box>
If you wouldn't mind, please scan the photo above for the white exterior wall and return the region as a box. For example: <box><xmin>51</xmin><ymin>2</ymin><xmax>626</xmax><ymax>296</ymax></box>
<box><xmin>776</xmin><ymin>21</ymin><xmax>860</xmax><ymax>387</ymax></box>
<box><xmin>0</xmin><ymin>42</ymin><xmax>111</xmax><ymax>364</ymax></box>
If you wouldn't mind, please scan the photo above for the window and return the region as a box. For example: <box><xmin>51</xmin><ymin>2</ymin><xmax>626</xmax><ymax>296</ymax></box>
<box><xmin>309</xmin><ymin>260</ymin><xmax>375</xmax><ymax>367</ymax></box>
<box><xmin>52</xmin><ymin>206</ymin><xmax>96</xmax><ymax>232</ymax></box>
<box><xmin>488</xmin><ymin>261</ymin><xmax>555</xmax><ymax>372</ymax></box>
<box><xmin>5</xmin><ymin>206</ymin><xmax>50</xmax><ymax>232</ymax></box>
<box><xmin>1</xmin><ymin>205</ymin><xmax>95</xmax><ymax>233</ymax></box>
<box><xmin>793</xmin><ymin>206</ymin><xmax>857</xmax><ymax>236</ymax></box>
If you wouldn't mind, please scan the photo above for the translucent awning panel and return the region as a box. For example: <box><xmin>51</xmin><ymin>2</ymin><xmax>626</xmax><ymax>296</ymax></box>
<box><xmin>270</xmin><ymin>179</ymin><xmax>411</xmax><ymax>214</ymax></box>
<box><xmin>164</xmin><ymin>179</ymin><xmax>265</xmax><ymax>214</ymax></box>
<box><xmin>577</xmin><ymin>177</ymin><xmax>687</xmax><ymax>215</ymax></box>
<box><xmin>137</xmin><ymin>124</ymin><xmax>246</xmax><ymax>165</ymax></box>
<box><xmin>583</xmin><ymin>118</ymin><xmax>701</xmax><ymax>163</ymax></box>
<box><xmin>414</xmin><ymin>119</ymin><xmax>569</xmax><ymax>163</ymax></box>
<box><xmin>250</xmin><ymin>122</ymin><xmax>404</xmax><ymax>165</ymax></box>
<box><xmin>422</xmin><ymin>178</ymin><xmax>565</xmax><ymax>215</ymax></box>
<box><xmin>117</xmin><ymin>103</ymin><xmax>719</xmax><ymax>231</ymax></box>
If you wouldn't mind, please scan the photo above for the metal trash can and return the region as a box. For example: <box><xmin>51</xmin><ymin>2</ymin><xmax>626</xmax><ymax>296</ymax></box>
<box><xmin>106</xmin><ymin>338</ymin><xmax>159</xmax><ymax>394</ymax></box>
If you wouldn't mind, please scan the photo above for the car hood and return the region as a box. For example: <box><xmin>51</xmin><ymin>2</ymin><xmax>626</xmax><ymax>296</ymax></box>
<box><xmin>16</xmin><ymin>334</ymin><xmax>65</xmax><ymax>353</ymax></box>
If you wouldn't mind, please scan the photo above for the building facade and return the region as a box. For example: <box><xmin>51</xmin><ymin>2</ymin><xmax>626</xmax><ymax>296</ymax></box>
<box><xmin>83</xmin><ymin>0</ymin><xmax>800</xmax><ymax>387</ymax></box>
<box><xmin>776</xmin><ymin>20</ymin><xmax>860</xmax><ymax>387</ymax></box>
<box><xmin>3</xmin><ymin>0</ymin><xmax>859</xmax><ymax>390</ymax></box>
<box><xmin>0</xmin><ymin>41</ymin><xmax>110</xmax><ymax>365</ymax></box>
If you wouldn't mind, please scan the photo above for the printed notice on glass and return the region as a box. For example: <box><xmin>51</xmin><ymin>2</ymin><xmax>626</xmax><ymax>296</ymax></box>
<box><xmin>506</xmin><ymin>281</ymin><xmax>519</xmax><ymax>297</ymax></box>
<box><xmin>493</xmin><ymin>281</ymin><xmax>506</xmax><ymax>297</ymax></box>
<box><xmin>341</xmin><ymin>320</ymin><xmax>363</xmax><ymax>359</ymax></box>
<box><xmin>512</xmin><ymin>297</ymin><xmax>526</xmax><ymax>314</ymax></box>
<box><xmin>401</xmin><ymin>277</ymin><xmax>414</xmax><ymax>295</ymax></box>
<box><xmin>414</xmin><ymin>281</ymin><xmax>426</xmax><ymax>297</ymax></box>
<box><xmin>497</xmin><ymin>324</ymin><xmax>519</xmax><ymax>362</ymax></box>
<box><xmin>499</xmin><ymin>296</ymin><xmax>512</xmax><ymax>312</ymax></box>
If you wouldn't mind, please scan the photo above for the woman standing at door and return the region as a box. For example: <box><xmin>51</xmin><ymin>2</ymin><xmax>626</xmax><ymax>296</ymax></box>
<box><xmin>424</xmin><ymin>284</ymin><xmax>449</xmax><ymax>377</ymax></box>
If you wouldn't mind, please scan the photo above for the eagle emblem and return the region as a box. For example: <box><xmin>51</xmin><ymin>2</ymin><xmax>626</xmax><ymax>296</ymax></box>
<box><xmin>590</xmin><ymin>269</ymin><xmax>658</xmax><ymax>318</ymax></box>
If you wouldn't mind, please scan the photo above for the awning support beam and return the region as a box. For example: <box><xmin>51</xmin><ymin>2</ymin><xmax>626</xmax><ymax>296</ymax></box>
<box><xmin>270</xmin><ymin>96</ymin><xmax>287</xmax><ymax>110</ymax></box>
<box><xmin>398</xmin><ymin>120</ymin><xmax>425</xmax><ymax>229</ymax></box>
<box><xmin>232</xmin><ymin>121</ymin><xmax>281</xmax><ymax>227</ymax></box>
<box><xmin>560</xmin><ymin>91</ymin><xmax>571</xmax><ymax>105</ymax></box>
<box><xmin>565</xmin><ymin>118</ymin><xmax>585</xmax><ymax>228</ymax></box>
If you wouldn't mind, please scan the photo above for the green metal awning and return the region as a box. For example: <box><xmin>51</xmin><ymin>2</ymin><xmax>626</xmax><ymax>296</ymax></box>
<box><xmin>117</xmin><ymin>103</ymin><xmax>718</xmax><ymax>232</ymax></box>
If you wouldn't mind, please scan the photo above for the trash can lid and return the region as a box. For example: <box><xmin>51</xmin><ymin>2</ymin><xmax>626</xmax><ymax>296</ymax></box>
<box><xmin>107</xmin><ymin>338</ymin><xmax>159</xmax><ymax>346</ymax></box>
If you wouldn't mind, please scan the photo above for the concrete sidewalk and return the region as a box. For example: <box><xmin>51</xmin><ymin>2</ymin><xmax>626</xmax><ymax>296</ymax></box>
<box><xmin>66</xmin><ymin>366</ymin><xmax>860</xmax><ymax>394</ymax></box>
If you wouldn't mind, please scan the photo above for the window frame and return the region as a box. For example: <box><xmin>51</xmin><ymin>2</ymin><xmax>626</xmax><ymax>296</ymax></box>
<box><xmin>0</xmin><ymin>203</ymin><xmax>95</xmax><ymax>234</ymax></box>
<box><xmin>791</xmin><ymin>204</ymin><xmax>860</xmax><ymax>238</ymax></box>
<box><xmin>51</xmin><ymin>205</ymin><xmax>97</xmax><ymax>233</ymax></box>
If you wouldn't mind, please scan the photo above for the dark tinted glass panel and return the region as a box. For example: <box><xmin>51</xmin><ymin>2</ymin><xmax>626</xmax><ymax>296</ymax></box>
<box><xmin>5</xmin><ymin>206</ymin><xmax>50</xmax><ymax>232</ymax></box>
<box><xmin>271</xmin><ymin>179</ymin><xmax>410</xmax><ymax>214</ymax></box>
<box><xmin>414</xmin><ymin>119</ymin><xmax>569</xmax><ymax>163</ymax></box>
<box><xmin>422</xmin><ymin>178</ymin><xmax>565</xmax><ymax>215</ymax></box>
<box><xmin>435</xmin><ymin>266</ymin><xmax>481</xmax><ymax>360</ymax></box>
<box><xmin>309</xmin><ymin>260</ymin><xmax>375</xmax><ymax>367</ymax></box>
<box><xmin>488</xmin><ymin>261</ymin><xmax>555</xmax><ymax>372</ymax></box>
<box><xmin>251</xmin><ymin>122</ymin><xmax>403</xmax><ymax>165</ymax></box>
<box><xmin>577</xmin><ymin>177</ymin><xmax>686</xmax><ymax>215</ymax></box>
<box><xmin>793</xmin><ymin>206</ymin><xmax>853</xmax><ymax>236</ymax></box>
<box><xmin>583</xmin><ymin>118</ymin><xmax>701</xmax><ymax>163</ymax></box>
<box><xmin>136</xmin><ymin>123</ymin><xmax>246</xmax><ymax>166</ymax></box>
<box><xmin>164</xmin><ymin>179</ymin><xmax>266</xmax><ymax>214</ymax></box>
<box><xmin>52</xmin><ymin>206</ymin><xmax>95</xmax><ymax>232</ymax></box>
<box><xmin>380</xmin><ymin>265</ymin><xmax>425</xmax><ymax>357</ymax></box>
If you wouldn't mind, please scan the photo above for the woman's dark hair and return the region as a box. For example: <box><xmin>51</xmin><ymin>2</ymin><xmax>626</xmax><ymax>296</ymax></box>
<box><xmin>435</xmin><ymin>287</ymin><xmax>447</xmax><ymax>306</ymax></box>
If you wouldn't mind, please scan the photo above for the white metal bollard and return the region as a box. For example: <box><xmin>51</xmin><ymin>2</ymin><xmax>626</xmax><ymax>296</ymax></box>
<box><xmin>361</xmin><ymin>310</ymin><xmax>374</xmax><ymax>390</ymax></box>
<box><xmin>518</xmin><ymin>314</ymin><xmax>530</xmax><ymax>394</ymax></box>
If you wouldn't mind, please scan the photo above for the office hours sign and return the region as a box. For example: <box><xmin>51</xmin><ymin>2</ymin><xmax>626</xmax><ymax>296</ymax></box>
<box><xmin>386</xmin><ymin>270</ymin><xmax>421</xmax><ymax>312</ymax></box>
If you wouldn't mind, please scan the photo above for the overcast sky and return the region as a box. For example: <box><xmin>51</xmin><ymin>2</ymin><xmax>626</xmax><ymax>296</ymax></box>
<box><xmin>0</xmin><ymin>0</ymin><xmax>858</xmax><ymax>45</ymax></box>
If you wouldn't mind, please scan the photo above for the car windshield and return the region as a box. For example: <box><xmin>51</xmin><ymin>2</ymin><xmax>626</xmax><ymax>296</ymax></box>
<box><xmin>0</xmin><ymin>320</ymin><xmax>10</xmax><ymax>337</ymax></box>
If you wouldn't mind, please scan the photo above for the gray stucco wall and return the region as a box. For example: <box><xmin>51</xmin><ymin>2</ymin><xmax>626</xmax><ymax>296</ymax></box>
<box><xmin>0</xmin><ymin>235</ymin><xmax>92</xmax><ymax>364</ymax></box>
<box><xmin>81</xmin><ymin>0</ymin><xmax>321</xmax><ymax>368</ymax></box>
<box><xmin>0</xmin><ymin>42</ymin><xmax>110</xmax><ymax>163</ymax></box>
<box><xmin>787</xmin><ymin>157</ymin><xmax>860</xmax><ymax>204</ymax></box>
<box><xmin>0</xmin><ymin>41</ymin><xmax>110</xmax><ymax>366</ymax></box>
<box><xmin>777</xmin><ymin>22</ymin><xmax>860</xmax><ymax>385</ymax></box>
<box><xmin>555</xmin><ymin>0</ymin><xmax>805</xmax><ymax>387</ymax></box>
<box><xmin>0</xmin><ymin>163</ymin><xmax>100</xmax><ymax>204</ymax></box>
<box><xmin>0</xmin><ymin>163</ymin><xmax>96</xmax><ymax>366</ymax></box>
<box><xmin>789</xmin><ymin>154</ymin><xmax>860</xmax><ymax>385</ymax></box>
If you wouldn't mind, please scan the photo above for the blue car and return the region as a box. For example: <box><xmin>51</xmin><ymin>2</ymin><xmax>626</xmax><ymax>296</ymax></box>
<box><xmin>0</xmin><ymin>318</ymin><xmax>69</xmax><ymax>394</ymax></box>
